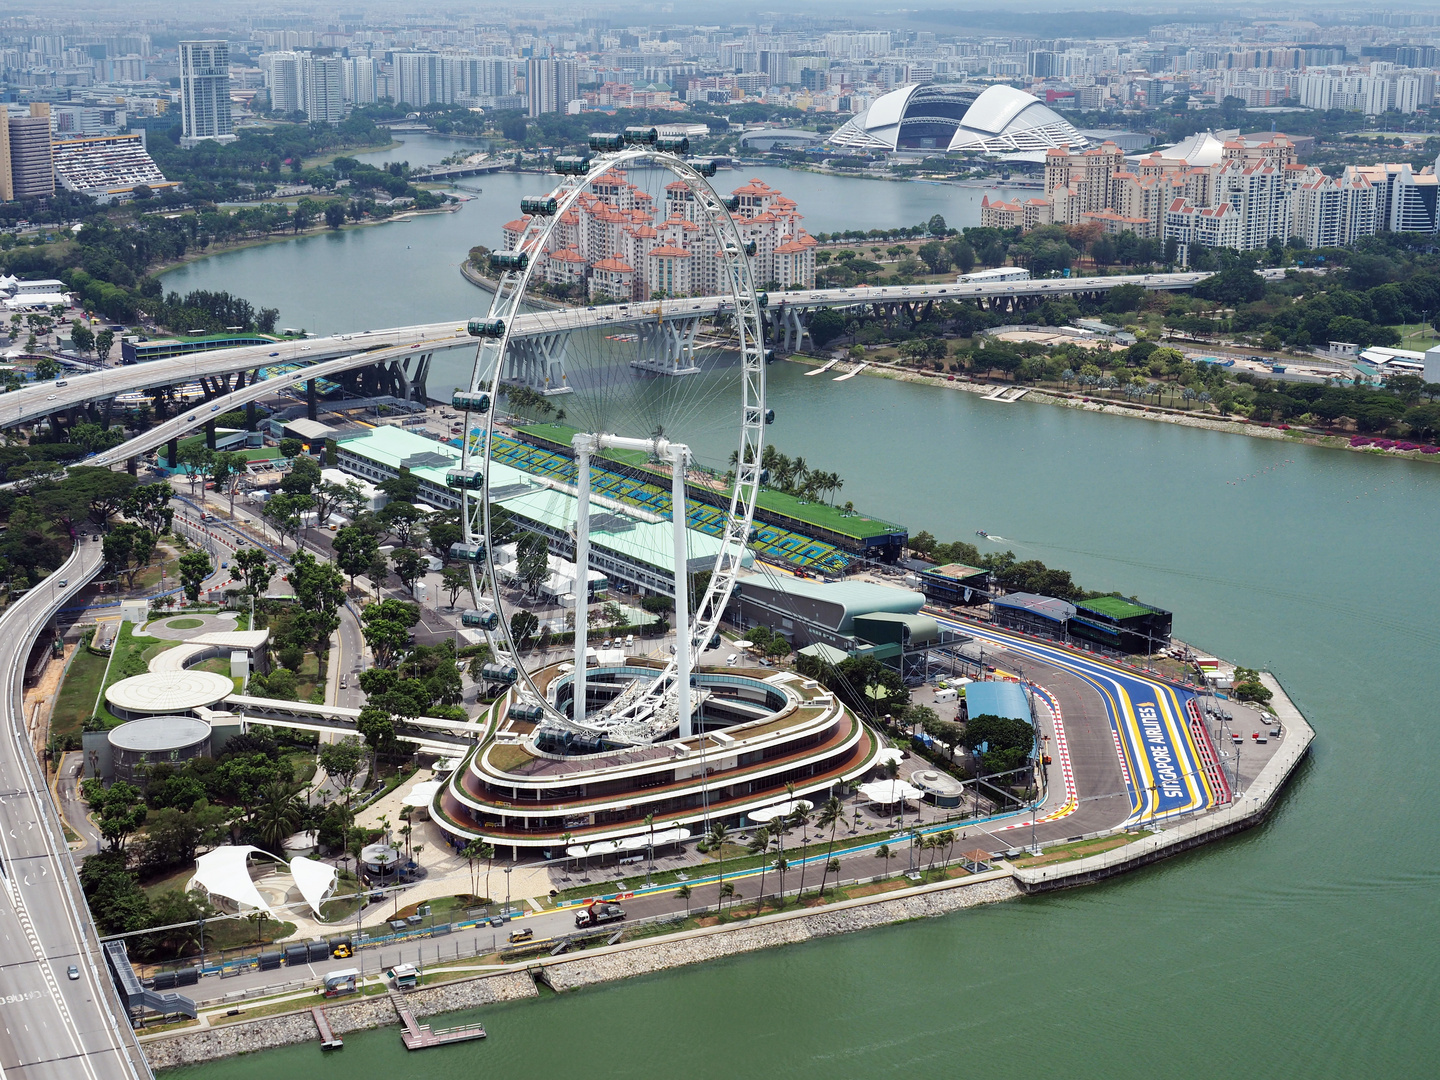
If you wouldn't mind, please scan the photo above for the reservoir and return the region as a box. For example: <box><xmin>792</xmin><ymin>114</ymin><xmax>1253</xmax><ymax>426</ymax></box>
<box><xmin>163</xmin><ymin>136</ymin><xmax>1440</xmax><ymax>1080</ymax></box>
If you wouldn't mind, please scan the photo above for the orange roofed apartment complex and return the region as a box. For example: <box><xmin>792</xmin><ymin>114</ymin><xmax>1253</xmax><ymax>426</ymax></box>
<box><xmin>502</xmin><ymin>175</ymin><xmax>818</xmax><ymax>300</ymax></box>
<box><xmin>980</xmin><ymin>134</ymin><xmax>1437</xmax><ymax>263</ymax></box>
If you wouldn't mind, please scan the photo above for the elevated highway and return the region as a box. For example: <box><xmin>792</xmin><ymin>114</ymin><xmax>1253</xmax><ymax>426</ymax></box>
<box><xmin>3</xmin><ymin>269</ymin><xmax>1271</xmax><ymax>436</ymax></box>
<box><xmin>0</xmin><ymin>540</ymin><xmax>153</xmax><ymax>1079</ymax></box>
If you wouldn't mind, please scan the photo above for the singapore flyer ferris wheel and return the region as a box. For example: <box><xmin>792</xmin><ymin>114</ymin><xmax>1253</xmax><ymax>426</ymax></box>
<box><xmin>449</xmin><ymin>131</ymin><xmax>769</xmax><ymax>747</ymax></box>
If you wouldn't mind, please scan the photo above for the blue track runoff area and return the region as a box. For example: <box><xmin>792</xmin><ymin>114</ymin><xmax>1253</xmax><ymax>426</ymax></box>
<box><xmin>941</xmin><ymin>620</ymin><xmax>1216</xmax><ymax>826</ymax></box>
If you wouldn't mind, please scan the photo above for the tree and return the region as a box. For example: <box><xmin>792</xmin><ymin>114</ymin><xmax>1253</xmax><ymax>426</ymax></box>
<box><xmin>808</xmin><ymin>306</ymin><xmax>847</xmax><ymax>348</ymax></box>
<box><xmin>103</xmin><ymin>523</ymin><xmax>157</xmax><ymax>589</ymax></box>
<box><xmin>281</xmin><ymin>454</ymin><xmax>321</xmax><ymax>497</ymax></box>
<box><xmin>361</xmin><ymin>598</ymin><xmax>420</xmax><ymax>666</ymax></box>
<box><xmin>211</xmin><ymin>451</ymin><xmax>248</xmax><ymax>520</ymax></box>
<box><xmin>122</xmin><ymin>481</ymin><xmax>175</xmax><ymax>539</ymax></box>
<box><xmin>707</xmin><ymin>822</ymin><xmax>730</xmax><ymax>910</ymax></box>
<box><xmin>377</xmin><ymin>500</ymin><xmax>426</xmax><ymax>548</ymax></box>
<box><xmin>263</xmin><ymin>491</ymin><xmax>312</xmax><ymax>549</ymax></box>
<box><xmin>176</xmin><ymin>443</ymin><xmax>216</xmax><ymax>495</ymax></box>
<box><xmin>71</xmin><ymin>421</ymin><xmax>125</xmax><ymax>456</ymax></box>
<box><xmin>356</xmin><ymin>705</ymin><xmax>398</xmax><ymax>760</ymax></box>
<box><xmin>747</xmin><ymin>826</ymin><xmax>771</xmax><ymax>914</ymax></box>
<box><xmin>676</xmin><ymin>882</ymin><xmax>692</xmax><ymax>917</ymax></box>
<box><xmin>278</xmin><ymin>438</ymin><xmax>304</xmax><ymax>461</ymax></box>
<box><xmin>391</xmin><ymin>546</ymin><xmax>430</xmax><ymax>597</ymax></box>
<box><xmin>333</xmin><ymin>524</ymin><xmax>379</xmax><ymax>591</ymax></box>
<box><xmin>34</xmin><ymin>355</ymin><xmax>60</xmax><ymax>380</ymax></box>
<box><xmin>253</xmin><ymin>780</ymin><xmax>305</xmax><ymax>852</ymax></box>
<box><xmin>287</xmin><ymin>549</ymin><xmax>346</xmax><ymax>651</ymax></box>
<box><xmin>324</xmin><ymin>202</ymin><xmax>347</xmax><ymax>229</ymax></box>
<box><xmin>81</xmin><ymin>779</ymin><xmax>147</xmax><ymax>850</ymax></box>
<box><xmin>70</xmin><ymin>319</ymin><xmax>94</xmax><ymax>354</ymax></box>
<box><xmin>964</xmin><ymin>713</ymin><xmax>1035</xmax><ymax>774</ymax></box>
<box><xmin>178</xmin><ymin>548</ymin><xmax>212</xmax><ymax>602</ymax></box>
<box><xmin>318</xmin><ymin>736</ymin><xmax>364</xmax><ymax>797</ymax></box>
<box><xmin>816</xmin><ymin>796</ymin><xmax>843</xmax><ymax>896</ymax></box>
<box><xmin>510</xmin><ymin>610</ymin><xmax>539</xmax><ymax>647</ymax></box>
<box><xmin>232</xmin><ymin>546</ymin><xmax>274</xmax><ymax>596</ymax></box>
<box><xmin>94</xmin><ymin>328</ymin><xmax>115</xmax><ymax>364</ymax></box>
<box><xmin>441</xmin><ymin>566</ymin><xmax>468</xmax><ymax>609</ymax></box>
<box><xmin>927</xmin><ymin>213</ymin><xmax>948</xmax><ymax>235</ymax></box>
<box><xmin>311</xmin><ymin>480</ymin><xmax>349</xmax><ymax>530</ymax></box>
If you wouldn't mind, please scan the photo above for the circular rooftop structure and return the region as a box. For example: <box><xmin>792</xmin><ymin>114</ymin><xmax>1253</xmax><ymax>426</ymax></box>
<box><xmin>107</xmin><ymin>715</ymin><xmax>211</xmax><ymax>784</ymax></box>
<box><xmin>105</xmin><ymin>670</ymin><xmax>234</xmax><ymax>720</ymax></box>
<box><xmin>830</xmin><ymin>83</ymin><xmax>1086</xmax><ymax>155</ymax></box>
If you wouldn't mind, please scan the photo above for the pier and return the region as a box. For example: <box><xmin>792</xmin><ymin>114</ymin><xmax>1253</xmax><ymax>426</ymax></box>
<box><xmin>311</xmin><ymin>1006</ymin><xmax>342</xmax><ymax>1050</ymax></box>
<box><xmin>390</xmin><ymin>988</ymin><xmax>487</xmax><ymax>1051</ymax></box>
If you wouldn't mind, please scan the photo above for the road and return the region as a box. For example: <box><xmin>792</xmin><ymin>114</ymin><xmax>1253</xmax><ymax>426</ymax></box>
<box><xmin>0</xmin><ymin>539</ymin><xmax>151</xmax><ymax>1080</ymax></box>
<box><xmin>10</xmin><ymin>269</ymin><xmax>1282</xmax><ymax>438</ymax></box>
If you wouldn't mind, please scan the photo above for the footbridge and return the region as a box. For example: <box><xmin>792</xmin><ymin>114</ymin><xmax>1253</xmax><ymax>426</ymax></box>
<box><xmin>220</xmin><ymin>694</ymin><xmax>487</xmax><ymax>754</ymax></box>
<box><xmin>0</xmin><ymin>539</ymin><xmax>155</xmax><ymax>1078</ymax></box>
<box><xmin>7</xmin><ymin>269</ymin><xmax>1261</xmax><ymax>442</ymax></box>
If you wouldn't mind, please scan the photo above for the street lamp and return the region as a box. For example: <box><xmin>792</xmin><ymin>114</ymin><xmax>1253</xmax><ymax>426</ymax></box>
<box><xmin>504</xmin><ymin>862</ymin><xmax>512</xmax><ymax>917</ymax></box>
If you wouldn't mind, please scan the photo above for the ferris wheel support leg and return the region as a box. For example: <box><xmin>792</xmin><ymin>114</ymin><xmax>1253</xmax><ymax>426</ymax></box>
<box><xmin>670</xmin><ymin>446</ymin><xmax>692</xmax><ymax>738</ymax></box>
<box><xmin>572</xmin><ymin>437</ymin><xmax>594</xmax><ymax>726</ymax></box>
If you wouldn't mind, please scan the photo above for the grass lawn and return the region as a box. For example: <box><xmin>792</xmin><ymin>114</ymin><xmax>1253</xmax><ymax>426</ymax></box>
<box><xmin>1009</xmin><ymin>833</ymin><xmax>1134</xmax><ymax>867</ymax></box>
<box><xmin>1393</xmin><ymin>322</ymin><xmax>1440</xmax><ymax>350</ymax></box>
<box><xmin>294</xmin><ymin>651</ymin><xmax>326</xmax><ymax>701</ymax></box>
<box><xmin>165</xmin><ymin>617</ymin><xmax>204</xmax><ymax>630</ymax></box>
<box><xmin>50</xmin><ymin>641</ymin><xmax>112</xmax><ymax>738</ymax></box>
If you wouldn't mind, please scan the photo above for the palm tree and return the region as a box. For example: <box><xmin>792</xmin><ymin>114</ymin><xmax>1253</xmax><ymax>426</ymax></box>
<box><xmin>707</xmin><ymin>822</ymin><xmax>730</xmax><ymax>910</ymax></box>
<box><xmin>718</xmin><ymin>881</ymin><xmax>735</xmax><ymax>913</ymax></box>
<box><xmin>788</xmin><ymin>805</ymin><xmax>813</xmax><ymax>900</ymax></box>
<box><xmin>939</xmin><ymin>830</ymin><xmax>956</xmax><ymax>869</ymax></box>
<box><xmin>561</xmin><ymin>832</ymin><xmax>573</xmax><ymax>877</ymax></box>
<box><xmin>254</xmin><ymin>780</ymin><xmax>304</xmax><ymax>853</ymax></box>
<box><xmin>816</xmin><ymin>796</ymin><xmax>843</xmax><ymax>896</ymax></box>
<box><xmin>479</xmin><ymin>842</ymin><xmax>496</xmax><ymax>901</ymax></box>
<box><xmin>746</xmin><ymin>827</ymin><xmax>771</xmax><ymax>914</ymax></box>
<box><xmin>875</xmin><ymin>843</ymin><xmax>894</xmax><ymax>872</ymax></box>
<box><xmin>644</xmin><ymin>812</ymin><xmax>656</xmax><ymax>883</ymax></box>
<box><xmin>676</xmin><ymin>882</ymin><xmax>692</xmax><ymax>917</ymax></box>
<box><xmin>768</xmin><ymin>815</ymin><xmax>788</xmax><ymax>906</ymax></box>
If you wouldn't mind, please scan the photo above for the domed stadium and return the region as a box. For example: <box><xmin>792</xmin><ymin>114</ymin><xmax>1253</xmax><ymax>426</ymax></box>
<box><xmin>830</xmin><ymin>83</ymin><xmax>1087</xmax><ymax>154</ymax></box>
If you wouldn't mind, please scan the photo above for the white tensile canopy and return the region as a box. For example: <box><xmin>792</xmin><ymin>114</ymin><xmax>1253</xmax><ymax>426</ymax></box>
<box><xmin>288</xmin><ymin>856</ymin><xmax>338</xmax><ymax>918</ymax></box>
<box><xmin>875</xmin><ymin>748</ymin><xmax>905</xmax><ymax>766</ymax></box>
<box><xmin>188</xmin><ymin>846</ymin><xmax>275</xmax><ymax>914</ymax></box>
<box><xmin>401</xmin><ymin>779</ymin><xmax>442</xmax><ymax>807</ymax></box>
<box><xmin>744</xmin><ymin>797</ymin><xmax>814</xmax><ymax>824</ymax></box>
<box><xmin>858</xmin><ymin>779</ymin><xmax>926</xmax><ymax>804</ymax></box>
<box><xmin>565</xmin><ymin>827</ymin><xmax>690</xmax><ymax>859</ymax></box>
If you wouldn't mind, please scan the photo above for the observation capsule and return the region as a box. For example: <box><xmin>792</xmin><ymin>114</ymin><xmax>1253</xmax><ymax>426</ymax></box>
<box><xmin>452</xmin><ymin>389</ymin><xmax>491</xmax><ymax>412</ymax></box>
<box><xmin>462</xmin><ymin>608</ymin><xmax>501</xmax><ymax>631</ymax></box>
<box><xmin>467</xmin><ymin>317</ymin><xmax>505</xmax><ymax>338</ymax></box>
<box><xmin>489</xmin><ymin>250</ymin><xmax>529</xmax><ymax>271</ymax></box>
<box><xmin>655</xmin><ymin>136</ymin><xmax>689</xmax><ymax>154</ymax></box>
<box><xmin>589</xmin><ymin>132</ymin><xmax>625</xmax><ymax>152</ymax></box>
<box><xmin>449</xmin><ymin>541</ymin><xmax>487</xmax><ymax>563</ymax></box>
<box><xmin>623</xmin><ymin>126</ymin><xmax>658</xmax><ymax>145</ymax></box>
<box><xmin>520</xmin><ymin>195</ymin><xmax>558</xmax><ymax>216</ymax></box>
<box><xmin>446</xmin><ymin>467</ymin><xmax>485</xmax><ymax>490</ymax></box>
<box><xmin>554</xmin><ymin>155</ymin><xmax>592</xmax><ymax>175</ymax></box>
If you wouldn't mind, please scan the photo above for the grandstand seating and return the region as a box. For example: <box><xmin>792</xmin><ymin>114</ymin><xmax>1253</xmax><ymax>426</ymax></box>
<box><xmin>467</xmin><ymin>432</ymin><xmax>850</xmax><ymax>574</ymax></box>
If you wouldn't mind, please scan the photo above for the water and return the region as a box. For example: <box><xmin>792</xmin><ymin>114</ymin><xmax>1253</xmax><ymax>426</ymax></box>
<box><xmin>159</xmin><ymin>134</ymin><xmax>1029</xmax><ymax>336</ymax></box>
<box><xmin>164</xmin><ymin>135</ymin><xmax>1440</xmax><ymax>1078</ymax></box>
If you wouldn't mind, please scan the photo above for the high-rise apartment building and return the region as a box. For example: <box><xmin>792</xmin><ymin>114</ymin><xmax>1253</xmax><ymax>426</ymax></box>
<box><xmin>0</xmin><ymin>105</ymin><xmax>55</xmax><ymax>202</ymax></box>
<box><xmin>395</xmin><ymin>52</ymin><xmax>448</xmax><ymax>107</ymax></box>
<box><xmin>343</xmin><ymin>56</ymin><xmax>377</xmax><ymax>104</ymax></box>
<box><xmin>304</xmin><ymin>56</ymin><xmax>344</xmax><ymax>123</ymax></box>
<box><xmin>526</xmin><ymin>57</ymin><xmax>579</xmax><ymax>116</ymax></box>
<box><xmin>266</xmin><ymin>52</ymin><xmax>304</xmax><ymax>115</ymax></box>
<box><xmin>178</xmin><ymin>41</ymin><xmax>235</xmax><ymax>147</ymax></box>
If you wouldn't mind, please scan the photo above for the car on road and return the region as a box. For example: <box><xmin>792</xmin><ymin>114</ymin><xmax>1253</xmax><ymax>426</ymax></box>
<box><xmin>210</xmin><ymin>404</ymin><xmax>220</xmax><ymax>412</ymax></box>
<box><xmin>55</xmin><ymin>378</ymin><xmax>68</xmax><ymax>387</ymax></box>
<box><xmin>46</xmin><ymin>394</ymin><xmax>56</xmax><ymax>400</ymax></box>
<box><xmin>340</xmin><ymin>673</ymin><xmax>349</xmax><ymax>690</ymax></box>
<box><xmin>269</xmin><ymin>351</ymin><xmax>280</xmax><ymax>357</ymax></box>
<box><xmin>507</xmin><ymin>927</ymin><xmax>534</xmax><ymax>943</ymax></box>
<box><xmin>58</xmin><ymin>578</ymin><xmax>68</xmax><ymax>588</ymax></box>
<box><xmin>67</xmin><ymin>965</ymin><xmax>79</xmax><ymax>980</ymax></box>
<box><xmin>186</xmin><ymin>414</ymin><xmax>196</xmax><ymax>422</ymax></box>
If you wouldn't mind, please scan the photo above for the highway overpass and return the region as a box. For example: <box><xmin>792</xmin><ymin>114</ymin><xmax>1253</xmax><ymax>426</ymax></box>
<box><xmin>2</xmin><ymin>269</ymin><xmax>1272</xmax><ymax>436</ymax></box>
<box><xmin>0</xmin><ymin>539</ymin><xmax>154</xmax><ymax>1079</ymax></box>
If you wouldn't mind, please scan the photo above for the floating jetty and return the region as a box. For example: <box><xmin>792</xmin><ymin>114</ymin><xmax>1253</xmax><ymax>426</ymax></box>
<box><xmin>390</xmin><ymin>988</ymin><xmax>487</xmax><ymax>1051</ymax></box>
<box><xmin>833</xmin><ymin>362</ymin><xmax>867</xmax><ymax>381</ymax></box>
<box><xmin>804</xmin><ymin>359</ymin><xmax>838</xmax><ymax>376</ymax></box>
<box><xmin>311</xmin><ymin>1007</ymin><xmax>343</xmax><ymax>1050</ymax></box>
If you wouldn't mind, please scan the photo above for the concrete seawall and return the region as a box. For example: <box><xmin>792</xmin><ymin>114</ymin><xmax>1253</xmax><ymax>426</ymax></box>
<box><xmin>140</xmin><ymin>970</ymin><xmax>537</xmax><ymax>1069</ymax></box>
<box><xmin>1013</xmin><ymin>672</ymin><xmax>1313</xmax><ymax>892</ymax></box>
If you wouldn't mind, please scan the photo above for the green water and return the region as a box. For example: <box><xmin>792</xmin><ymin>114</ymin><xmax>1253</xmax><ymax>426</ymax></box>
<box><xmin>164</xmin><ymin>136</ymin><xmax>1440</xmax><ymax>1079</ymax></box>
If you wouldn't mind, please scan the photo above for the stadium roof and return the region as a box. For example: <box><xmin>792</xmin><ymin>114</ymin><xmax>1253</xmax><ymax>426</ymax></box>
<box><xmin>991</xmin><ymin>592</ymin><xmax>1076</xmax><ymax>623</ymax></box>
<box><xmin>964</xmin><ymin>680</ymin><xmax>1032</xmax><ymax>723</ymax></box>
<box><xmin>830</xmin><ymin>83</ymin><xmax>1086</xmax><ymax>155</ymax></box>
<box><xmin>734</xmin><ymin>575</ymin><xmax>923</xmax><ymax>635</ymax></box>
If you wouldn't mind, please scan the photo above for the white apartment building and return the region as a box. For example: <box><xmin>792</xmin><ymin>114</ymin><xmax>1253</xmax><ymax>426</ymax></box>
<box><xmin>343</xmin><ymin>56</ymin><xmax>377</xmax><ymax>104</ymax></box>
<box><xmin>265</xmin><ymin>52</ymin><xmax>303</xmax><ymax>115</ymax></box>
<box><xmin>178</xmin><ymin>40</ymin><xmax>234</xmax><ymax>147</ymax></box>
<box><xmin>303</xmin><ymin>56</ymin><xmax>344</xmax><ymax>123</ymax></box>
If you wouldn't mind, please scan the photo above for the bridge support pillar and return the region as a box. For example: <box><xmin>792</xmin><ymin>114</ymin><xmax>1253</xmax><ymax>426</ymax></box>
<box><xmin>631</xmin><ymin>318</ymin><xmax>699</xmax><ymax>376</ymax></box>
<box><xmin>166</xmin><ymin>437</ymin><xmax>178</xmax><ymax>470</ymax></box>
<box><xmin>307</xmin><ymin>379</ymin><xmax>318</xmax><ymax>421</ymax></box>
<box><xmin>245</xmin><ymin>401</ymin><xmax>256</xmax><ymax>431</ymax></box>
<box><xmin>505</xmin><ymin>332</ymin><xmax>573</xmax><ymax>394</ymax></box>
<box><xmin>126</xmin><ymin>457</ymin><xmax>137</xmax><ymax>476</ymax></box>
<box><xmin>205</xmin><ymin>420</ymin><xmax>216</xmax><ymax>450</ymax></box>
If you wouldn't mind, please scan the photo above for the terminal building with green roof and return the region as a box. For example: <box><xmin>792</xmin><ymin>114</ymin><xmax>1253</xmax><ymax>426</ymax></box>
<box><xmin>1069</xmin><ymin>595</ymin><xmax>1172</xmax><ymax>655</ymax></box>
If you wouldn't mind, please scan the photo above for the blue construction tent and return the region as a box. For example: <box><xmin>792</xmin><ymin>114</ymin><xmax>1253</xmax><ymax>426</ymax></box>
<box><xmin>963</xmin><ymin>680</ymin><xmax>1032</xmax><ymax>723</ymax></box>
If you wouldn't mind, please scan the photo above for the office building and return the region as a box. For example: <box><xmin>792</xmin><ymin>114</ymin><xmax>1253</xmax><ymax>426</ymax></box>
<box><xmin>178</xmin><ymin>41</ymin><xmax>234</xmax><ymax>147</ymax></box>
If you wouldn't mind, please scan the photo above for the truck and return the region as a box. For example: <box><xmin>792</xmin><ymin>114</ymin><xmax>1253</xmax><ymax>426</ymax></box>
<box><xmin>574</xmin><ymin>901</ymin><xmax>626</xmax><ymax>929</ymax></box>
